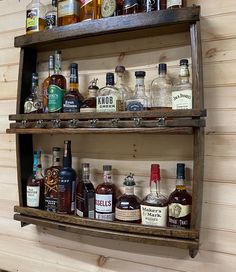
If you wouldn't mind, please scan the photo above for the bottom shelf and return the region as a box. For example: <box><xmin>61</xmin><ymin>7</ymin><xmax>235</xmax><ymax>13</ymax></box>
<box><xmin>14</xmin><ymin>206</ymin><xmax>199</xmax><ymax>257</ymax></box>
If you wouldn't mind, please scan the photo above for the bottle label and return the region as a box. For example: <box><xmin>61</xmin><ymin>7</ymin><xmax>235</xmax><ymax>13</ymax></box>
<box><xmin>168</xmin><ymin>203</ymin><xmax>190</xmax><ymax>218</ymax></box>
<box><xmin>26</xmin><ymin>9</ymin><xmax>39</xmax><ymax>32</ymax></box>
<box><xmin>76</xmin><ymin>194</ymin><xmax>84</xmax><ymax>217</ymax></box>
<box><xmin>101</xmin><ymin>0</ymin><xmax>116</xmax><ymax>18</ymax></box>
<box><xmin>115</xmin><ymin>208</ymin><xmax>141</xmax><ymax>221</ymax></box>
<box><xmin>144</xmin><ymin>0</ymin><xmax>157</xmax><ymax>12</ymax></box>
<box><xmin>58</xmin><ymin>178</ymin><xmax>76</xmax><ymax>213</ymax></box>
<box><xmin>58</xmin><ymin>0</ymin><xmax>79</xmax><ymax>18</ymax></box>
<box><xmin>95</xmin><ymin>194</ymin><xmax>113</xmax><ymax>213</ymax></box>
<box><xmin>126</xmin><ymin>101</ymin><xmax>144</xmax><ymax>111</ymax></box>
<box><xmin>167</xmin><ymin>0</ymin><xmax>182</xmax><ymax>8</ymax></box>
<box><xmin>45</xmin><ymin>14</ymin><xmax>57</xmax><ymax>29</ymax></box>
<box><xmin>80</xmin><ymin>107</ymin><xmax>96</xmax><ymax>113</ymax></box>
<box><xmin>172</xmin><ymin>89</ymin><xmax>192</xmax><ymax>109</ymax></box>
<box><xmin>27</xmin><ymin>186</ymin><xmax>40</xmax><ymax>207</ymax></box>
<box><xmin>140</xmin><ymin>205</ymin><xmax>167</xmax><ymax>227</ymax></box>
<box><xmin>96</xmin><ymin>95</ymin><xmax>123</xmax><ymax>112</ymax></box>
<box><xmin>24</xmin><ymin>100</ymin><xmax>41</xmax><ymax>113</ymax></box>
<box><xmin>63</xmin><ymin>99</ymin><xmax>80</xmax><ymax>112</ymax></box>
<box><xmin>95</xmin><ymin>212</ymin><xmax>115</xmax><ymax>221</ymax></box>
<box><xmin>124</xmin><ymin>0</ymin><xmax>139</xmax><ymax>10</ymax></box>
<box><xmin>48</xmin><ymin>85</ymin><xmax>64</xmax><ymax>112</ymax></box>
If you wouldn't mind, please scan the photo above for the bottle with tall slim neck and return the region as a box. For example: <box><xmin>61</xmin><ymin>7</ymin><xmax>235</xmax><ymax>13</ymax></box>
<box><xmin>141</xmin><ymin>164</ymin><xmax>168</xmax><ymax>227</ymax></box>
<box><xmin>168</xmin><ymin>163</ymin><xmax>192</xmax><ymax>229</ymax></box>
<box><xmin>167</xmin><ymin>0</ymin><xmax>186</xmax><ymax>9</ymax></box>
<box><xmin>63</xmin><ymin>63</ymin><xmax>84</xmax><ymax>113</ymax></box>
<box><xmin>58</xmin><ymin>141</ymin><xmax>76</xmax><ymax>214</ymax></box>
<box><xmin>26</xmin><ymin>0</ymin><xmax>46</xmax><ymax>34</ymax></box>
<box><xmin>45</xmin><ymin>0</ymin><xmax>58</xmax><ymax>29</ymax></box>
<box><xmin>57</xmin><ymin>0</ymin><xmax>80</xmax><ymax>26</ymax></box>
<box><xmin>44</xmin><ymin>147</ymin><xmax>62</xmax><ymax>212</ymax></box>
<box><xmin>48</xmin><ymin>51</ymin><xmax>67</xmax><ymax>113</ymax></box>
<box><xmin>76</xmin><ymin>163</ymin><xmax>95</xmax><ymax>218</ymax></box>
<box><xmin>80</xmin><ymin>79</ymin><xmax>99</xmax><ymax>112</ymax></box>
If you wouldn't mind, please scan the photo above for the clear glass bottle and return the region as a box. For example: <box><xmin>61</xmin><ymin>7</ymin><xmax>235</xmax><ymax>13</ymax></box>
<box><xmin>45</xmin><ymin>0</ymin><xmax>58</xmax><ymax>29</ymax></box>
<box><xmin>57</xmin><ymin>0</ymin><xmax>80</xmax><ymax>26</ymax></box>
<box><xmin>26</xmin><ymin>0</ymin><xmax>46</xmax><ymax>34</ymax></box>
<box><xmin>80</xmin><ymin>0</ymin><xmax>100</xmax><ymax>21</ymax></box>
<box><xmin>126</xmin><ymin>71</ymin><xmax>148</xmax><ymax>111</ymax></box>
<box><xmin>168</xmin><ymin>163</ymin><xmax>192</xmax><ymax>229</ymax></box>
<box><xmin>115</xmin><ymin>173</ymin><xmax>141</xmax><ymax>223</ymax></box>
<box><xmin>167</xmin><ymin>0</ymin><xmax>186</xmax><ymax>9</ymax></box>
<box><xmin>115</xmin><ymin>65</ymin><xmax>131</xmax><ymax>106</ymax></box>
<box><xmin>150</xmin><ymin>63</ymin><xmax>173</xmax><ymax>110</ymax></box>
<box><xmin>141</xmin><ymin>164</ymin><xmax>168</xmax><ymax>227</ymax></box>
<box><xmin>96</xmin><ymin>73</ymin><xmax>124</xmax><ymax>112</ymax></box>
<box><xmin>76</xmin><ymin>163</ymin><xmax>95</xmax><ymax>218</ymax></box>
<box><xmin>80</xmin><ymin>78</ymin><xmax>99</xmax><ymax>112</ymax></box>
<box><xmin>24</xmin><ymin>73</ymin><xmax>43</xmax><ymax>113</ymax></box>
<box><xmin>172</xmin><ymin>59</ymin><xmax>192</xmax><ymax>110</ymax></box>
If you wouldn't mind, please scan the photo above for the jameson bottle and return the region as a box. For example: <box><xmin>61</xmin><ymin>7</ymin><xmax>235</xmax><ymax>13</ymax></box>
<box><xmin>58</xmin><ymin>141</ymin><xmax>76</xmax><ymax>214</ymax></box>
<box><xmin>44</xmin><ymin>147</ymin><xmax>62</xmax><ymax>212</ymax></box>
<box><xmin>48</xmin><ymin>51</ymin><xmax>67</xmax><ymax>113</ymax></box>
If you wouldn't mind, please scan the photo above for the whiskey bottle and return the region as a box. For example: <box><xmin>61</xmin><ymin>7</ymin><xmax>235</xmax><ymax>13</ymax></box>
<box><xmin>80</xmin><ymin>0</ymin><xmax>99</xmax><ymax>21</ymax></box>
<box><xmin>58</xmin><ymin>0</ymin><xmax>80</xmax><ymax>26</ymax></box>
<box><xmin>101</xmin><ymin>0</ymin><xmax>123</xmax><ymax>18</ymax></box>
<box><xmin>76</xmin><ymin>163</ymin><xmax>95</xmax><ymax>218</ymax></box>
<box><xmin>140</xmin><ymin>164</ymin><xmax>168</xmax><ymax>227</ymax></box>
<box><xmin>95</xmin><ymin>165</ymin><xmax>116</xmax><ymax>221</ymax></box>
<box><xmin>24</xmin><ymin>73</ymin><xmax>43</xmax><ymax>113</ymax></box>
<box><xmin>58</xmin><ymin>141</ymin><xmax>77</xmax><ymax>214</ymax></box>
<box><xmin>167</xmin><ymin>0</ymin><xmax>186</xmax><ymax>9</ymax></box>
<box><xmin>42</xmin><ymin>55</ymin><xmax>54</xmax><ymax>113</ymax></box>
<box><xmin>80</xmin><ymin>79</ymin><xmax>99</xmax><ymax>112</ymax></box>
<box><xmin>26</xmin><ymin>0</ymin><xmax>46</xmax><ymax>34</ymax></box>
<box><xmin>48</xmin><ymin>51</ymin><xmax>67</xmax><ymax>113</ymax></box>
<box><xmin>115</xmin><ymin>173</ymin><xmax>141</xmax><ymax>223</ymax></box>
<box><xmin>63</xmin><ymin>63</ymin><xmax>84</xmax><ymax>113</ymax></box>
<box><xmin>172</xmin><ymin>59</ymin><xmax>192</xmax><ymax>110</ymax></box>
<box><xmin>44</xmin><ymin>147</ymin><xmax>62</xmax><ymax>212</ymax></box>
<box><xmin>168</xmin><ymin>163</ymin><xmax>192</xmax><ymax>229</ymax></box>
<box><xmin>123</xmin><ymin>0</ymin><xmax>142</xmax><ymax>14</ymax></box>
<box><xmin>150</xmin><ymin>63</ymin><xmax>173</xmax><ymax>110</ymax></box>
<box><xmin>45</xmin><ymin>0</ymin><xmax>58</xmax><ymax>29</ymax></box>
<box><xmin>115</xmin><ymin>65</ymin><xmax>131</xmax><ymax>103</ymax></box>
<box><xmin>143</xmin><ymin>0</ymin><xmax>166</xmax><ymax>12</ymax></box>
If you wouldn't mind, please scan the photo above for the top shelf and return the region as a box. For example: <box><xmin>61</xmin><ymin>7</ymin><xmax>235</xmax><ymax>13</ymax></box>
<box><xmin>14</xmin><ymin>7</ymin><xmax>200</xmax><ymax>51</ymax></box>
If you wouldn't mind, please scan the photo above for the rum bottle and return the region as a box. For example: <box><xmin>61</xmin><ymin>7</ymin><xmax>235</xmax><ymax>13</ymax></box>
<box><xmin>26</xmin><ymin>0</ymin><xmax>46</xmax><ymax>34</ymax></box>
<box><xmin>58</xmin><ymin>0</ymin><xmax>80</xmax><ymax>26</ymax></box>
<box><xmin>80</xmin><ymin>79</ymin><xmax>99</xmax><ymax>112</ymax></box>
<box><xmin>167</xmin><ymin>0</ymin><xmax>186</xmax><ymax>9</ymax></box>
<box><xmin>58</xmin><ymin>141</ymin><xmax>77</xmax><ymax>214</ymax></box>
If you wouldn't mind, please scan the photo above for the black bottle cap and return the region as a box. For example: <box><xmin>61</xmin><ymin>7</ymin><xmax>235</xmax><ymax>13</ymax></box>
<box><xmin>135</xmin><ymin>71</ymin><xmax>146</xmax><ymax>77</ymax></box>
<box><xmin>115</xmin><ymin>65</ymin><xmax>125</xmax><ymax>73</ymax></box>
<box><xmin>177</xmin><ymin>163</ymin><xmax>185</xmax><ymax>179</ymax></box>
<box><xmin>123</xmin><ymin>173</ymin><xmax>136</xmax><ymax>186</ymax></box>
<box><xmin>158</xmin><ymin>63</ymin><xmax>167</xmax><ymax>74</ymax></box>
<box><xmin>180</xmin><ymin>59</ymin><xmax>189</xmax><ymax>66</ymax></box>
<box><xmin>103</xmin><ymin>165</ymin><xmax>112</xmax><ymax>171</ymax></box>
<box><xmin>106</xmin><ymin>73</ymin><xmax>115</xmax><ymax>85</ymax></box>
<box><xmin>52</xmin><ymin>0</ymin><xmax>58</xmax><ymax>7</ymax></box>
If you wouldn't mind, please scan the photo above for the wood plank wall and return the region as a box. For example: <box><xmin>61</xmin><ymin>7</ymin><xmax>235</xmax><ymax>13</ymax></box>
<box><xmin>0</xmin><ymin>0</ymin><xmax>236</xmax><ymax>271</ymax></box>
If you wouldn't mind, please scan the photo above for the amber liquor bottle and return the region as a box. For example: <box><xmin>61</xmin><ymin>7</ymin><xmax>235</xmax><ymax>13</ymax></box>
<box><xmin>80</xmin><ymin>79</ymin><xmax>98</xmax><ymax>112</ymax></box>
<box><xmin>44</xmin><ymin>147</ymin><xmax>62</xmax><ymax>212</ymax></box>
<box><xmin>63</xmin><ymin>63</ymin><xmax>84</xmax><ymax>113</ymax></box>
<box><xmin>168</xmin><ymin>163</ymin><xmax>192</xmax><ymax>229</ymax></box>
<box><xmin>76</xmin><ymin>163</ymin><xmax>95</xmax><ymax>218</ymax></box>
<box><xmin>58</xmin><ymin>0</ymin><xmax>80</xmax><ymax>26</ymax></box>
<box><xmin>58</xmin><ymin>141</ymin><xmax>77</xmax><ymax>214</ymax></box>
<box><xmin>26</xmin><ymin>0</ymin><xmax>46</xmax><ymax>34</ymax></box>
<box><xmin>80</xmin><ymin>0</ymin><xmax>99</xmax><ymax>21</ymax></box>
<box><xmin>95</xmin><ymin>165</ymin><xmax>116</xmax><ymax>221</ymax></box>
<box><xmin>167</xmin><ymin>0</ymin><xmax>186</xmax><ymax>9</ymax></box>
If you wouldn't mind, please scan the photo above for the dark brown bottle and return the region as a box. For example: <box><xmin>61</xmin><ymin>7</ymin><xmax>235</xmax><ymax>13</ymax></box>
<box><xmin>80</xmin><ymin>79</ymin><xmax>98</xmax><ymax>113</ymax></box>
<box><xmin>143</xmin><ymin>0</ymin><xmax>166</xmax><ymax>12</ymax></box>
<box><xmin>166</xmin><ymin>0</ymin><xmax>186</xmax><ymax>9</ymax></box>
<box><xmin>123</xmin><ymin>0</ymin><xmax>142</xmax><ymax>14</ymax></box>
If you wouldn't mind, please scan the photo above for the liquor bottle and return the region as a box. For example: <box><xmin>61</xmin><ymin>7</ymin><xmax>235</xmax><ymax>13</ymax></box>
<box><xmin>172</xmin><ymin>59</ymin><xmax>192</xmax><ymax>110</ymax></box>
<box><xmin>26</xmin><ymin>0</ymin><xmax>46</xmax><ymax>34</ymax></box>
<box><xmin>96</xmin><ymin>73</ymin><xmax>124</xmax><ymax>112</ymax></box>
<box><xmin>63</xmin><ymin>63</ymin><xmax>84</xmax><ymax>113</ymax></box>
<box><xmin>42</xmin><ymin>55</ymin><xmax>54</xmax><ymax>113</ymax></box>
<box><xmin>115</xmin><ymin>173</ymin><xmax>141</xmax><ymax>223</ymax></box>
<box><xmin>140</xmin><ymin>164</ymin><xmax>168</xmax><ymax>227</ymax></box>
<box><xmin>76</xmin><ymin>163</ymin><xmax>95</xmax><ymax>218</ymax></box>
<box><xmin>48</xmin><ymin>51</ymin><xmax>67</xmax><ymax>113</ymax></box>
<box><xmin>58</xmin><ymin>0</ymin><xmax>80</xmax><ymax>26</ymax></box>
<box><xmin>27</xmin><ymin>150</ymin><xmax>45</xmax><ymax>209</ymax></box>
<box><xmin>80</xmin><ymin>78</ymin><xmax>99</xmax><ymax>112</ymax></box>
<box><xmin>24</xmin><ymin>73</ymin><xmax>43</xmax><ymax>113</ymax></box>
<box><xmin>44</xmin><ymin>147</ymin><xmax>62</xmax><ymax>212</ymax></box>
<box><xmin>115</xmin><ymin>65</ymin><xmax>131</xmax><ymax>104</ymax></box>
<box><xmin>167</xmin><ymin>0</ymin><xmax>186</xmax><ymax>9</ymax></box>
<box><xmin>168</xmin><ymin>163</ymin><xmax>192</xmax><ymax>229</ymax></box>
<box><xmin>101</xmin><ymin>0</ymin><xmax>123</xmax><ymax>18</ymax></box>
<box><xmin>45</xmin><ymin>0</ymin><xmax>58</xmax><ymax>29</ymax></box>
<box><xmin>143</xmin><ymin>0</ymin><xmax>166</xmax><ymax>12</ymax></box>
<box><xmin>95</xmin><ymin>165</ymin><xmax>116</xmax><ymax>221</ymax></box>
<box><xmin>150</xmin><ymin>63</ymin><xmax>173</xmax><ymax>110</ymax></box>
<box><xmin>123</xmin><ymin>0</ymin><xmax>142</xmax><ymax>15</ymax></box>
<box><xmin>126</xmin><ymin>71</ymin><xmax>148</xmax><ymax>111</ymax></box>
<box><xmin>80</xmin><ymin>0</ymin><xmax>99</xmax><ymax>21</ymax></box>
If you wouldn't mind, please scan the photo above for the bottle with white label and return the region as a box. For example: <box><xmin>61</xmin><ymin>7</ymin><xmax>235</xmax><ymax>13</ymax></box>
<box><xmin>95</xmin><ymin>165</ymin><xmax>116</xmax><ymax>221</ymax></box>
<box><xmin>167</xmin><ymin>0</ymin><xmax>186</xmax><ymax>9</ymax></box>
<box><xmin>172</xmin><ymin>59</ymin><xmax>192</xmax><ymax>109</ymax></box>
<box><xmin>141</xmin><ymin>164</ymin><xmax>168</xmax><ymax>227</ymax></box>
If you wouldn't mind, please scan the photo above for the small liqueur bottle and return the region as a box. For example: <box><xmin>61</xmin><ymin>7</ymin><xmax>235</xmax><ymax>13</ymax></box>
<box><xmin>168</xmin><ymin>163</ymin><xmax>192</xmax><ymax>229</ymax></box>
<box><xmin>172</xmin><ymin>59</ymin><xmax>192</xmax><ymax>110</ymax></box>
<box><xmin>126</xmin><ymin>71</ymin><xmax>148</xmax><ymax>111</ymax></box>
<box><xmin>101</xmin><ymin>0</ymin><xmax>123</xmax><ymax>18</ymax></box>
<box><xmin>27</xmin><ymin>150</ymin><xmax>45</xmax><ymax>209</ymax></box>
<box><xmin>42</xmin><ymin>55</ymin><xmax>54</xmax><ymax>113</ymax></box>
<box><xmin>123</xmin><ymin>0</ymin><xmax>142</xmax><ymax>15</ymax></box>
<box><xmin>80</xmin><ymin>0</ymin><xmax>99</xmax><ymax>21</ymax></box>
<box><xmin>143</xmin><ymin>0</ymin><xmax>166</xmax><ymax>12</ymax></box>
<box><xmin>115</xmin><ymin>173</ymin><xmax>141</xmax><ymax>223</ymax></box>
<box><xmin>76</xmin><ymin>163</ymin><xmax>95</xmax><ymax>218</ymax></box>
<box><xmin>44</xmin><ymin>147</ymin><xmax>62</xmax><ymax>212</ymax></box>
<box><xmin>45</xmin><ymin>0</ymin><xmax>58</xmax><ymax>29</ymax></box>
<box><xmin>140</xmin><ymin>164</ymin><xmax>168</xmax><ymax>227</ymax></box>
<box><xmin>48</xmin><ymin>51</ymin><xmax>67</xmax><ymax>113</ymax></box>
<box><xmin>150</xmin><ymin>63</ymin><xmax>173</xmax><ymax>110</ymax></box>
<box><xmin>26</xmin><ymin>0</ymin><xmax>46</xmax><ymax>34</ymax></box>
<box><xmin>57</xmin><ymin>0</ymin><xmax>80</xmax><ymax>26</ymax></box>
<box><xmin>63</xmin><ymin>63</ymin><xmax>84</xmax><ymax>113</ymax></box>
<box><xmin>24</xmin><ymin>73</ymin><xmax>43</xmax><ymax>113</ymax></box>
<box><xmin>115</xmin><ymin>65</ymin><xmax>131</xmax><ymax>104</ymax></box>
<box><xmin>95</xmin><ymin>165</ymin><xmax>116</xmax><ymax>221</ymax></box>
<box><xmin>167</xmin><ymin>0</ymin><xmax>186</xmax><ymax>9</ymax></box>
<box><xmin>58</xmin><ymin>141</ymin><xmax>77</xmax><ymax>214</ymax></box>
<box><xmin>96</xmin><ymin>73</ymin><xmax>124</xmax><ymax>112</ymax></box>
<box><xmin>80</xmin><ymin>79</ymin><xmax>99</xmax><ymax>113</ymax></box>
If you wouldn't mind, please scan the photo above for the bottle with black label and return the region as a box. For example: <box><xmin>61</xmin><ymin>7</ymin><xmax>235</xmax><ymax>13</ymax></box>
<box><xmin>58</xmin><ymin>141</ymin><xmax>77</xmax><ymax>214</ymax></box>
<box><xmin>26</xmin><ymin>0</ymin><xmax>46</xmax><ymax>34</ymax></box>
<box><xmin>63</xmin><ymin>63</ymin><xmax>84</xmax><ymax>113</ymax></box>
<box><xmin>45</xmin><ymin>0</ymin><xmax>58</xmax><ymax>29</ymax></box>
<box><xmin>123</xmin><ymin>0</ymin><xmax>142</xmax><ymax>15</ymax></box>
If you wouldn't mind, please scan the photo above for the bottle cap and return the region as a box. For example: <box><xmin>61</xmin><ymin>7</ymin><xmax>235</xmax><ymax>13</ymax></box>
<box><xmin>55</xmin><ymin>50</ymin><xmax>61</xmax><ymax>55</ymax></box>
<box><xmin>52</xmin><ymin>0</ymin><xmax>57</xmax><ymax>7</ymax></box>
<box><xmin>180</xmin><ymin>59</ymin><xmax>189</xmax><ymax>66</ymax></box>
<box><xmin>135</xmin><ymin>71</ymin><xmax>146</xmax><ymax>78</ymax></box>
<box><xmin>177</xmin><ymin>163</ymin><xmax>185</xmax><ymax>179</ymax></box>
<box><xmin>52</xmin><ymin>147</ymin><xmax>61</xmax><ymax>152</ymax></box>
<box><xmin>150</xmin><ymin>164</ymin><xmax>160</xmax><ymax>184</ymax></box>
<box><xmin>158</xmin><ymin>63</ymin><xmax>167</xmax><ymax>74</ymax></box>
<box><xmin>82</xmin><ymin>163</ymin><xmax>90</xmax><ymax>168</ymax></box>
<box><xmin>70</xmin><ymin>63</ymin><xmax>78</xmax><ymax>69</ymax></box>
<box><xmin>123</xmin><ymin>173</ymin><xmax>136</xmax><ymax>186</ymax></box>
<box><xmin>106</xmin><ymin>73</ymin><xmax>115</xmax><ymax>85</ymax></box>
<box><xmin>88</xmin><ymin>78</ymin><xmax>99</xmax><ymax>90</ymax></box>
<box><xmin>32</xmin><ymin>73</ymin><xmax>38</xmax><ymax>84</ymax></box>
<box><xmin>103</xmin><ymin>165</ymin><xmax>112</xmax><ymax>171</ymax></box>
<box><xmin>115</xmin><ymin>65</ymin><xmax>125</xmax><ymax>73</ymax></box>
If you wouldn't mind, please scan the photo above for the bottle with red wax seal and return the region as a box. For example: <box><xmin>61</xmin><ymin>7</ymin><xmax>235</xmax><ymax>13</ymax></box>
<box><xmin>140</xmin><ymin>164</ymin><xmax>168</xmax><ymax>227</ymax></box>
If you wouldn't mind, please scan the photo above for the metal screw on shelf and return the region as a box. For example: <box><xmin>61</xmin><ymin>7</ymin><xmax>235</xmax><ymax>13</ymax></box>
<box><xmin>157</xmin><ymin>117</ymin><xmax>166</xmax><ymax>127</ymax></box>
<box><xmin>133</xmin><ymin>117</ymin><xmax>142</xmax><ymax>128</ymax></box>
<box><xmin>20</xmin><ymin>120</ymin><xmax>28</xmax><ymax>128</ymax></box>
<box><xmin>35</xmin><ymin>120</ymin><xmax>44</xmax><ymax>128</ymax></box>
<box><xmin>52</xmin><ymin>119</ymin><xmax>61</xmax><ymax>128</ymax></box>
<box><xmin>111</xmin><ymin>118</ymin><xmax>119</xmax><ymax>128</ymax></box>
<box><xmin>68</xmin><ymin>119</ymin><xmax>79</xmax><ymax>128</ymax></box>
<box><xmin>90</xmin><ymin>119</ymin><xmax>98</xmax><ymax>128</ymax></box>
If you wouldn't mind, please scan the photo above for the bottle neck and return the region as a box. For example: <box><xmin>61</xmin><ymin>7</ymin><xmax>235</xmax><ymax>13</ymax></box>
<box><xmin>159</xmin><ymin>72</ymin><xmax>167</xmax><ymax>78</ymax></box>
<box><xmin>32</xmin><ymin>154</ymin><xmax>38</xmax><ymax>177</ymax></box>
<box><xmin>88</xmin><ymin>89</ymin><xmax>97</xmax><ymax>98</ymax></box>
<box><xmin>150</xmin><ymin>179</ymin><xmax>160</xmax><ymax>195</ymax></box>
<box><xmin>179</xmin><ymin>66</ymin><xmax>190</xmax><ymax>84</ymax></box>
<box><xmin>125</xmin><ymin>185</ymin><xmax>134</xmax><ymax>195</ymax></box>
<box><xmin>35</xmin><ymin>165</ymin><xmax>43</xmax><ymax>179</ymax></box>
<box><xmin>136</xmin><ymin>77</ymin><xmax>144</xmax><ymax>86</ymax></box>
<box><xmin>116</xmin><ymin>73</ymin><xmax>124</xmax><ymax>87</ymax></box>
<box><xmin>63</xmin><ymin>143</ymin><xmax>72</xmax><ymax>168</ymax></box>
<box><xmin>54</xmin><ymin>53</ymin><xmax>62</xmax><ymax>75</ymax></box>
<box><xmin>176</xmin><ymin>178</ymin><xmax>186</xmax><ymax>190</ymax></box>
<box><xmin>52</xmin><ymin>152</ymin><xmax>61</xmax><ymax>167</ymax></box>
<box><xmin>103</xmin><ymin>170</ymin><xmax>112</xmax><ymax>183</ymax></box>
